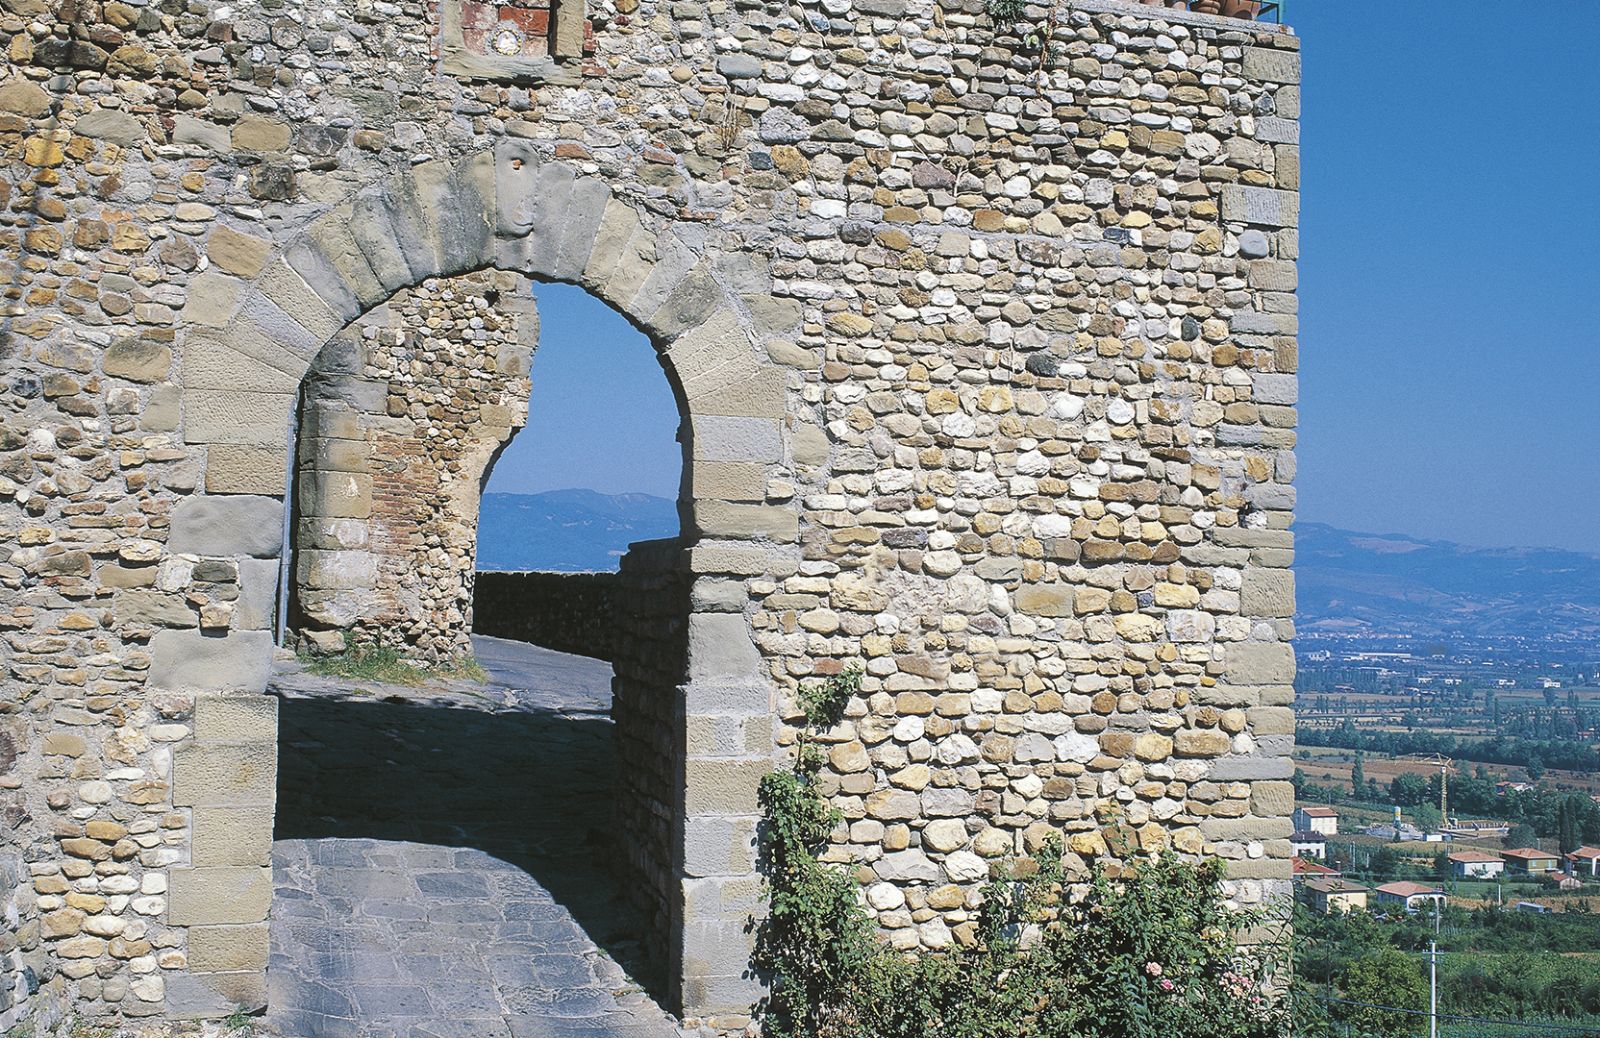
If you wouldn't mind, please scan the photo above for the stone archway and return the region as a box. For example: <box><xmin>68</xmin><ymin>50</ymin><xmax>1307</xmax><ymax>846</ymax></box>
<box><xmin>154</xmin><ymin>143</ymin><xmax>793</xmax><ymax>1024</ymax></box>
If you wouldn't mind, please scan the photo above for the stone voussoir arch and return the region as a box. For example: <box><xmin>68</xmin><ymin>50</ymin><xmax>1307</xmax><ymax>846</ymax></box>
<box><xmin>156</xmin><ymin>141</ymin><xmax>793</xmax><ymax>1021</ymax></box>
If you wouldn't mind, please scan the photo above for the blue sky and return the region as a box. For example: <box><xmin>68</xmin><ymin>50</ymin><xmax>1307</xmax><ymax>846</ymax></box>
<box><xmin>488</xmin><ymin>5</ymin><xmax>1600</xmax><ymax>553</ymax></box>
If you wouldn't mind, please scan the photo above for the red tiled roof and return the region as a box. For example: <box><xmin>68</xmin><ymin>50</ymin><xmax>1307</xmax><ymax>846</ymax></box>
<box><xmin>1502</xmin><ymin>847</ymin><xmax>1558</xmax><ymax>861</ymax></box>
<box><xmin>1299</xmin><ymin>807</ymin><xmax>1337</xmax><ymax>817</ymax></box>
<box><xmin>1448</xmin><ymin>850</ymin><xmax>1502</xmax><ymax>863</ymax></box>
<box><xmin>1292</xmin><ymin>857</ymin><xmax>1340</xmax><ymax>877</ymax></box>
<box><xmin>1566</xmin><ymin>846</ymin><xmax>1600</xmax><ymax>861</ymax></box>
<box><xmin>1377</xmin><ymin>881</ymin><xmax>1443</xmax><ymax>897</ymax></box>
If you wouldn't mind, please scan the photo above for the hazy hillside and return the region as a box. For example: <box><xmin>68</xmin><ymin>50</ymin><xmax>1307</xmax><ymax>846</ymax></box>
<box><xmin>1295</xmin><ymin>522</ymin><xmax>1600</xmax><ymax>646</ymax></box>
<box><xmin>476</xmin><ymin>494</ymin><xmax>1600</xmax><ymax>647</ymax></box>
<box><xmin>476</xmin><ymin>489</ymin><xmax>678</xmax><ymax>572</ymax></box>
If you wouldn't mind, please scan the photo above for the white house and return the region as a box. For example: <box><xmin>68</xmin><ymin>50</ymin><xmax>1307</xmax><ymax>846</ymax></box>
<box><xmin>1292</xmin><ymin>806</ymin><xmax>1339</xmax><ymax>836</ymax></box>
<box><xmin>1448</xmin><ymin>850</ymin><xmax>1504</xmax><ymax>879</ymax></box>
<box><xmin>1291</xmin><ymin>830</ymin><xmax>1328</xmax><ymax>860</ymax></box>
<box><xmin>1375</xmin><ymin>881</ymin><xmax>1445</xmax><ymax>914</ymax></box>
<box><xmin>1566</xmin><ymin>846</ymin><xmax>1600</xmax><ymax>877</ymax></box>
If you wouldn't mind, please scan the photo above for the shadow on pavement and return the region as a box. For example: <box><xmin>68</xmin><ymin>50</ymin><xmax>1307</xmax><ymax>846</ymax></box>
<box><xmin>271</xmin><ymin>689</ymin><xmax>667</xmax><ymax>1006</ymax></box>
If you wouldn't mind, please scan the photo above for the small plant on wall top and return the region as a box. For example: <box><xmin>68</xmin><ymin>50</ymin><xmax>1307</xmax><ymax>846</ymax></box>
<box><xmin>755</xmin><ymin>665</ymin><xmax>1295</xmax><ymax>1038</ymax></box>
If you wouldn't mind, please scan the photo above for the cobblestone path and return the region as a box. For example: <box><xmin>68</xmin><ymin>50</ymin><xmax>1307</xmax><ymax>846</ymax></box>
<box><xmin>267</xmin><ymin>636</ymin><xmax>683</xmax><ymax>1038</ymax></box>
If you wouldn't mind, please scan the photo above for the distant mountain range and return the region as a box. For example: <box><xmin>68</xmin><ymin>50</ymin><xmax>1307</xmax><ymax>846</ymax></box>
<box><xmin>476</xmin><ymin>492</ymin><xmax>1600</xmax><ymax>650</ymax></box>
<box><xmin>476</xmin><ymin>489</ymin><xmax>679</xmax><ymax>572</ymax></box>
<box><xmin>1295</xmin><ymin>522</ymin><xmax>1600</xmax><ymax>648</ymax></box>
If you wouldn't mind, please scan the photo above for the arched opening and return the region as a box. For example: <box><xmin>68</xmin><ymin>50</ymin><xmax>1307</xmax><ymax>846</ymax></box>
<box><xmin>268</xmin><ymin>270</ymin><xmax>690</xmax><ymax>1037</ymax></box>
<box><xmin>166</xmin><ymin>153</ymin><xmax>783</xmax><ymax>1028</ymax></box>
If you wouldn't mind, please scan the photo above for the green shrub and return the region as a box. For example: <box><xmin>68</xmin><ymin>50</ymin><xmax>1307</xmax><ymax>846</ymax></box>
<box><xmin>756</xmin><ymin>666</ymin><xmax>1292</xmax><ymax>1038</ymax></box>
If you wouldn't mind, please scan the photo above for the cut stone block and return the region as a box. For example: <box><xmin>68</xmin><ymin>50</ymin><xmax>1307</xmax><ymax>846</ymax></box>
<box><xmin>148</xmin><ymin>629</ymin><xmax>275</xmax><ymax>694</ymax></box>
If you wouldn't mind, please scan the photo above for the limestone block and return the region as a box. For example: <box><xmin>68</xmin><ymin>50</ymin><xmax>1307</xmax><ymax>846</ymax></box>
<box><xmin>191</xmin><ymin>807</ymin><xmax>275</xmax><ymax>867</ymax></box>
<box><xmin>592</xmin><ymin>217</ymin><xmax>656</xmax><ymax>307</ymax></box>
<box><xmin>410</xmin><ymin>153</ymin><xmax>495</xmax><ymax>277</ymax></box>
<box><xmin>1202</xmin><ymin>816</ymin><xmax>1292</xmax><ymax>841</ymax></box>
<box><xmin>790</xmin><ymin>424</ymin><xmax>829</xmax><ymax>467</ymax></box>
<box><xmin>686</xmin><ymin>364</ymin><xmax>786</xmax><ymax>420</ymax></box>
<box><xmin>181</xmin><ymin>330</ymin><xmax>300</xmax><ymax>392</ymax></box>
<box><xmin>1252</xmin><ymin>372</ymin><xmax>1298</xmax><ymax>405</ymax></box>
<box><xmin>142</xmin><ymin>383</ymin><xmax>182</xmax><ymax>432</ymax></box>
<box><xmin>647</xmin><ymin>262</ymin><xmax>722</xmax><ymax>340</ymax></box>
<box><xmin>627</xmin><ymin>234</ymin><xmax>699</xmax><ymax>323</ymax></box>
<box><xmin>206</xmin><ymin>225</ymin><xmax>273</xmax><ymax>279</ymax></box>
<box><xmin>180</xmin><ymin>269</ymin><xmax>247</xmax><ymax>329</ymax></box>
<box><xmin>169</xmin><ymin>495</ymin><xmax>284</xmax><ymax>557</ymax></box>
<box><xmin>693</xmin><ymin>502</ymin><xmax>797</xmax><ymax>542</ymax></box>
<box><xmin>297</xmin><ymin>549</ymin><xmax>379</xmax><ymax>591</ymax></box>
<box><xmin>186</xmin><ymin>923</ymin><xmax>270</xmax><ymax>972</ymax></box>
<box><xmin>682</xmin><ymin>758</ymin><xmax>767</xmax><ymax>815</ymax></box>
<box><xmin>205</xmin><ymin>444</ymin><xmax>287</xmax><ymax>496</ymax></box>
<box><xmin>113</xmin><ymin>589</ymin><xmax>197</xmax><ymax>628</ymax></box>
<box><xmin>195</xmin><ymin>693</ymin><xmax>278</xmax><ymax>745</ymax></box>
<box><xmin>693</xmin><ymin>462</ymin><xmax>763</xmax><ymax>502</ymax></box>
<box><xmin>1223</xmin><ymin>641</ymin><xmax>1295</xmax><ymax>685</ymax></box>
<box><xmin>1243</xmin><ymin>48</ymin><xmax>1301</xmax><ymax>84</ymax></box>
<box><xmin>349</xmin><ymin>183</ymin><xmax>434</xmax><ymax>291</ymax></box>
<box><xmin>172</xmin><ymin>114</ymin><xmax>231</xmax><ymax>153</ymax></box>
<box><xmin>298</xmin><ymin>470</ymin><xmax>373</xmax><ymax>520</ymax></box>
<box><xmin>104</xmin><ymin>338</ymin><xmax>171</xmax><ymax>382</ymax></box>
<box><xmin>148</xmin><ymin>629</ymin><xmax>274</xmax><ymax>694</ymax></box>
<box><xmin>496</xmin><ymin>157</ymin><xmax>575</xmax><ymax>276</ymax></box>
<box><xmin>182</xmin><ymin>389</ymin><xmax>294</xmax><ymax>447</ymax></box>
<box><xmin>76</xmin><ymin>108</ymin><xmax>145</xmax><ymax>146</ymax></box>
<box><xmin>682</xmin><ymin>816</ymin><xmax>759</xmax><ymax>877</ymax></box>
<box><xmin>1220</xmin><ymin>185</ymin><xmax>1298</xmax><ymax>228</ymax></box>
<box><xmin>286</xmin><ymin>207</ymin><xmax>387</xmax><ymax>321</ymax></box>
<box><xmin>875</xmin><ymin>850</ymin><xmax>940</xmax><ymax>883</ymax></box>
<box><xmin>1249</xmin><ymin>780</ymin><xmax>1294</xmax><ymax>818</ymax></box>
<box><xmin>1248</xmin><ymin>260</ymin><xmax>1297</xmax><ymax>293</ymax></box>
<box><xmin>551</xmin><ymin>176</ymin><xmax>612</xmax><ymax>280</ymax></box>
<box><xmin>1013</xmin><ymin>584</ymin><xmax>1072</xmax><ymax>617</ymax></box>
<box><xmin>234</xmin><ymin>559</ymin><xmax>281</xmax><ymax>631</ymax></box>
<box><xmin>167</xmin><ymin>866</ymin><xmax>273</xmax><ymax>926</ymax></box>
<box><xmin>0</xmin><ymin>81</ymin><xmax>51</xmax><ymax>117</ymax></box>
<box><xmin>232</xmin><ymin>114</ymin><xmax>291</xmax><ymax>151</ymax></box>
<box><xmin>692</xmin><ymin>415</ymin><xmax>781</xmax><ymax>463</ymax></box>
<box><xmin>687</xmin><ymin>612</ymin><xmax>762</xmax><ymax>684</ymax></box>
<box><xmin>305</xmin><ymin>437</ymin><xmax>370</xmax><ymax>473</ymax></box>
<box><xmin>165</xmin><ymin>972</ymin><xmax>267</xmax><ymax>1019</ymax></box>
<box><xmin>252</xmin><ymin>258</ymin><xmax>346</xmax><ymax>345</ymax></box>
<box><xmin>580</xmin><ymin>199</ymin><xmax>643</xmax><ymax>290</ymax></box>
<box><xmin>1240</xmin><ymin>568</ymin><xmax>1294</xmax><ymax>618</ymax></box>
<box><xmin>173</xmin><ymin>743</ymin><xmax>277</xmax><ymax>806</ymax></box>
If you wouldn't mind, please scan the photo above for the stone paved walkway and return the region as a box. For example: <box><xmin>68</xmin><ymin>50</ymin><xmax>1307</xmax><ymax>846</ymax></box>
<box><xmin>267</xmin><ymin>636</ymin><xmax>683</xmax><ymax>1038</ymax></box>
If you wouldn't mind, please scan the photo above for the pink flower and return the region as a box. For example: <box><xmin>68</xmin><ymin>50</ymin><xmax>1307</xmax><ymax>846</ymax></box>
<box><xmin>1160</xmin><ymin>979</ymin><xmax>1175</xmax><ymax>992</ymax></box>
<box><xmin>1145</xmin><ymin>962</ymin><xmax>1163</xmax><ymax>977</ymax></box>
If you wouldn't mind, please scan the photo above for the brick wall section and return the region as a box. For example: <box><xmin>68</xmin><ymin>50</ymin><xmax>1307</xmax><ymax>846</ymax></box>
<box><xmin>472</xmin><ymin>570</ymin><xmax>621</xmax><ymax>661</ymax></box>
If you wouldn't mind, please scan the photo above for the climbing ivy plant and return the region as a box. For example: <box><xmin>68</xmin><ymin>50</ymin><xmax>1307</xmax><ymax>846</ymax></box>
<box><xmin>755</xmin><ymin>666</ymin><xmax>1296</xmax><ymax>1038</ymax></box>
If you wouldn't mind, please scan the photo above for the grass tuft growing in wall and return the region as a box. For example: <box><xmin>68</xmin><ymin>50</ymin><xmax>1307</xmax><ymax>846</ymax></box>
<box><xmin>301</xmin><ymin>634</ymin><xmax>488</xmax><ymax>687</ymax></box>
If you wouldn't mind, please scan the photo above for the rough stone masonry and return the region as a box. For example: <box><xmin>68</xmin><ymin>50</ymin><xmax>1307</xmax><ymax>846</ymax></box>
<box><xmin>0</xmin><ymin>0</ymin><xmax>1300</xmax><ymax>1030</ymax></box>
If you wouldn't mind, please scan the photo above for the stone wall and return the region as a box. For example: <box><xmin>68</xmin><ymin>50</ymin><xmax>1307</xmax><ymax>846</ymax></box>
<box><xmin>293</xmin><ymin>270</ymin><xmax>535</xmax><ymax>658</ymax></box>
<box><xmin>0</xmin><ymin>0</ymin><xmax>1299</xmax><ymax>1027</ymax></box>
<box><xmin>608</xmin><ymin>539</ymin><xmax>692</xmax><ymax>992</ymax></box>
<box><xmin>472</xmin><ymin>569</ymin><xmax>621</xmax><ymax>661</ymax></box>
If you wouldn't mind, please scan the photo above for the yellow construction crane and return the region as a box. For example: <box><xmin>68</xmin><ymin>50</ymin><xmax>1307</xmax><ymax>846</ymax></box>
<box><xmin>1408</xmin><ymin>753</ymin><xmax>1455</xmax><ymax>823</ymax></box>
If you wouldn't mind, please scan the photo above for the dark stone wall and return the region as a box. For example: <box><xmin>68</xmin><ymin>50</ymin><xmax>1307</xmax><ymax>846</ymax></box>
<box><xmin>471</xmin><ymin>569</ymin><xmax>622</xmax><ymax>661</ymax></box>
